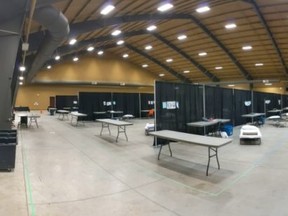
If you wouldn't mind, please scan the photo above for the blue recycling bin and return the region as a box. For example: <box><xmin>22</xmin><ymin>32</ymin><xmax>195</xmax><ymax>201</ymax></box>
<box><xmin>221</xmin><ymin>124</ymin><xmax>233</xmax><ymax>136</ymax></box>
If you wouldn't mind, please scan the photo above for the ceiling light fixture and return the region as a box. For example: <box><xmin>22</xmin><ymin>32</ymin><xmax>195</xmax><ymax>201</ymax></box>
<box><xmin>123</xmin><ymin>53</ymin><xmax>129</xmax><ymax>58</ymax></box>
<box><xmin>196</xmin><ymin>6</ymin><xmax>210</xmax><ymax>13</ymax></box>
<box><xmin>111</xmin><ymin>29</ymin><xmax>121</xmax><ymax>36</ymax></box>
<box><xmin>215</xmin><ymin>66</ymin><xmax>223</xmax><ymax>70</ymax></box>
<box><xmin>198</xmin><ymin>52</ymin><xmax>207</xmax><ymax>56</ymax></box>
<box><xmin>100</xmin><ymin>4</ymin><xmax>115</xmax><ymax>15</ymax></box>
<box><xmin>225</xmin><ymin>23</ymin><xmax>237</xmax><ymax>29</ymax></box>
<box><xmin>73</xmin><ymin>57</ymin><xmax>79</xmax><ymax>62</ymax></box>
<box><xmin>55</xmin><ymin>55</ymin><xmax>61</xmax><ymax>61</ymax></box>
<box><xmin>177</xmin><ymin>34</ymin><xmax>187</xmax><ymax>40</ymax></box>
<box><xmin>242</xmin><ymin>45</ymin><xmax>252</xmax><ymax>50</ymax></box>
<box><xmin>142</xmin><ymin>64</ymin><xmax>148</xmax><ymax>68</ymax></box>
<box><xmin>265</xmin><ymin>83</ymin><xmax>272</xmax><ymax>86</ymax></box>
<box><xmin>69</xmin><ymin>38</ymin><xmax>77</xmax><ymax>45</ymax></box>
<box><xmin>147</xmin><ymin>25</ymin><xmax>157</xmax><ymax>31</ymax></box>
<box><xmin>47</xmin><ymin>65</ymin><xmax>52</xmax><ymax>69</ymax></box>
<box><xmin>157</xmin><ymin>3</ymin><xmax>173</xmax><ymax>12</ymax></box>
<box><xmin>145</xmin><ymin>45</ymin><xmax>153</xmax><ymax>50</ymax></box>
<box><xmin>19</xmin><ymin>65</ymin><xmax>26</xmax><ymax>72</ymax></box>
<box><xmin>97</xmin><ymin>50</ymin><xmax>104</xmax><ymax>55</ymax></box>
<box><xmin>19</xmin><ymin>82</ymin><xmax>23</xmax><ymax>85</ymax></box>
<box><xmin>255</xmin><ymin>63</ymin><xmax>264</xmax><ymax>66</ymax></box>
<box><xmin>117</xmin><ymin>40</ymin><xmax>124</xmax><ymax>45</ymax></box>
<box><xmin>228</xmin><ymin>84</ymin><xmax>235</xmax><ymax>87</ymax></box>
<box><xmin>166</xmin><ymin>58</ymin><xmax>173</xmax><ymax>62</ymax></box>
<box><xmin>19</xmin><ymin>76</ymin><xmax>24</xmax><ymax>80</ymax></box>
<box><xmin>183</xmin><ymin>70</ymin><xmax>190</xmax><ymax>73</ymax></box>
<box><xmin>159</xmin><ymin>73</ymin><xmax>165</xmax><ymax>77</ymax></box>
<box><xmin>87</xmin><ymin>46</ymin><xmax>94</xmax><ymax>52</ymax></box>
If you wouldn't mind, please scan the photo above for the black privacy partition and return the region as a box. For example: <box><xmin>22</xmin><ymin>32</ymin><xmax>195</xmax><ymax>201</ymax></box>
<box><xmin>253</xmin><ymin>91</ymin><xmax>281</xmax><ymax>117</ymax></box>
<box><xmin>55</xmin><ymin>95</ymin><xmax>78</xmax><ymax>110</ymax></box>
<box><xmin>234</xmin><ymin>89</ymin><xmax>252</xmax><ymax>126</ymax></box>
<box><xmin>140</xmin><ymin>93</ymin><xmax>154</xmax><ymax>117</ymax></box>
<box><xmin>283</xmin><ymin>95</ymin><xmax>288</xmax><ymax>108</ymax></box>
<box><xmin>155</xmin><ymin>81</ymin><xmax>203</xmax><ymax>132</ymax></box>
<box><xmin>112</xmin><ymin>93</ymin><xmax>140</xmax><ymax>117</ymax></box>
<box><xmin>205</xmin><ymin>86</ymin><xmax>233</xmax><ymax>121</ymax></box>
<box><xmin>78</xmin><ymin>92</ymin><xmax>112</xmax><ymax>120</ymax></box>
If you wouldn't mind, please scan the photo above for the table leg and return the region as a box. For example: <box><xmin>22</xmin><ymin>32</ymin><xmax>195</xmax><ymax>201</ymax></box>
<box><xmin>206</xmin><ymin>147</ymin><xmax>220</xmax><ymax>176</ymax></box>
<box><xmin>100</xmin><ymin>122</ymin><xmax>111</xmax><ymax>135</ymax></box>
<box><xmin>116</xmin><ymin>126</ymin><xmax>127</xmax><ymax>142</ymax></box>
<box><xmin>157</xmin><ymin>142</ymin><xmax>172</xmax><ymax>160</ymax></box>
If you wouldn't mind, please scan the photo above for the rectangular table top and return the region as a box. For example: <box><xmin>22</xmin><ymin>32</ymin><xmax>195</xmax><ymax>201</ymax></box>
<box><xmin>70</xmin><ymin>112</ymin><xmax>87</xmax><ymax>117</ymax></box>
<box><xmin>57</xmin><ymin>110</ymin><xmax>70</xmax><ymax>114</ymax></box>
<box><xmin>241</xmin><ymin>113</ymin><xmax>265</xmax><ymax>118</ymax></box>
<box><xmin>187</xmin><ymin>119</ymin><xmax>230</xmax><ymax>127</ymax></box>
<box><xmin>149</xmin><ymin>130</ymin><xmax>232</xmax><ymax>148</ymax></box>
<box><xmin>96</xmin><ymin>118</ymin><xmax>133</xmax><ymax>126</ymax></box>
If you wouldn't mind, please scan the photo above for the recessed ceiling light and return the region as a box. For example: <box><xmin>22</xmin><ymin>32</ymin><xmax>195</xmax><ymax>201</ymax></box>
<box><xmin>55</xmin><ymin>55</ymin><xmax>61</xmax><ymax>60</ymax></box>
<box><xmin>100</xmin><ymin>4</ymin><xmax>115</xmax><ymax>15</ymax></box>
<box><xmin>147</xmin><ymin>25</ymin><xmax>157</xmax><ymax>31</ymax></box>
<box><xmin>198</xmin><ymin>52</ymin><xmax>207</xmax><ymax>56</ymax></box>
<box><xmin>111</xmin><ymin>30</ymin><xmax>121</xmax><ymax>36</ymax></box>
<box><xmin>19</xmin><ymin>65</ymin><xmax>26</xmax><ymax>72</ymax></box>
<box><xmin>242</xmin><ymin>45</ymin><xmax>252</xmax><ymax>50</ymax></box>
<box><xmin>183</xmin><ymin>70</ymin><xmax>190</xmax><ymax>73</ymax></box>
<box><xmin>73</xmin><ymin>57</ymin><xmax>79</xmax><ymax>62</ymax></box>
<box><xmin>159</xmin><ymin>73</ymin><xmax>165</xmax><ymax>77</ymax></box>
<box><xmin>145</xmin><ymin>45</ymin><xmax>153</xmax><ymax>50</ymax></box>
<box><xmin>19</xmin><ymin>82</ymin><xmax>23</xmax><ymax>85</ymax></box>
<box><xmin>97</xmin><ymin>50</ymin><xmax>104</xmax><ymax>55</ymax></box>
<box><xmin>225</xmin><ymin>23</ymin><xmax>237</xmax><ymax>29</ymax></box>
<box><xmin>196</xmin><ymin>6</ymin><xmax>210</xmax><ymax>13</ymax></box>
<box><xmin>69</xmin><ymin>38</ymin><xmax>77</xmax><ymax>45</ymax></box>
<box><xmin>166</xmin><ymin>58</ymin><xmax>173</xmax><ymax>62</ymax></box>
<box><xmin>177</xmin><ymin>34</ymin><xmax>187</xmax><ymax>40</ymax></box>
<box><xmin>255</xmin><ymin>63</ymin><xmax>264</xmax><ymax>66</ymax></box>
<box><xmin>47</xmin><ymin>65</ymin><xmax>52</xmax><ymax>69</ymax></box>
<box><xmin>157</xmin><ymin>3</ymin><xmax>173</xmax><ymax>12</ymax></box>
<box><xmin>87</xmin><ymin>46</ymin><xmax>94</xmax><ymax>52</ymax></box>
<box><xmin>123</xmin><ymin>53</ymin><xmax>129</xmax><ymax>58</ymax></box>
<box><xmin>215</xmin><ymin>66</ymin><xmax>223</xmax><ymax>70</ymax></box>
<box><xmin>142</xmin><ymin>64</ymin><xmax>148</xmax><ymax>68</ymax></box>
<box><xmin>19</xmin><ymin>76</ymin><xmax>24</xmax><ymax>80</ymax></box>
<box><xmin>228</xmin><ymin>84</ymin><xmax>235</xmax><ymax>87</ymax></box>
<box><xmin>117</xmin><ymin>40</ymin><xmax>124</xmax><ymax>45</ymax></box>
<box><xmin>265</xmin><ymin>83</ymin><xmax>272</xmax><ymax>86</ymax></box>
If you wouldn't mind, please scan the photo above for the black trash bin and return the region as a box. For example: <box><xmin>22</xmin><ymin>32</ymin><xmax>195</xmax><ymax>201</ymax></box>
<box><xmin>0</xmin><ymin>130</ymin><xmax>17</xmax><ymax>171</ymax></box>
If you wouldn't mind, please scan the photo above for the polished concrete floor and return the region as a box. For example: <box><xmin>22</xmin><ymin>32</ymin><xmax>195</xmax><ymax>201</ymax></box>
<box><xmin>1</xmin><ymin>112</ymin><xmax>288</xmax><ymax>216</ymax></box>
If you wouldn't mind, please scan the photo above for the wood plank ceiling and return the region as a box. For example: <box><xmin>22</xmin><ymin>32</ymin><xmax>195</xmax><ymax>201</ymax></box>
<box><xmin>27</xmin><ymin>0</ymin><xmax>288</xmax><ymax>87</ymax></box>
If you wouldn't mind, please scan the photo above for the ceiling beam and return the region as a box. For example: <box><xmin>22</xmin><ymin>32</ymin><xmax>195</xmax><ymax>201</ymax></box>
<box><xmin>153</xmin><ymin>33</ymin><xmax>219</xmax><ymax>82</ymax></box>
<box><xmin>246</xmin><ymin>0</ymin><xmax>288</xmax><ymax>77</ymax></box>
<box><xmin>125</xmin><ymin>44</ymin><xmax>191</xmax><ymax>83</ymax></box>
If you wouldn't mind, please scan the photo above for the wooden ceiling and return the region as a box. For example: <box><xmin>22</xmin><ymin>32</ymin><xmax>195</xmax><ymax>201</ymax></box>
<box><xmin>28</xmin><ymin>0</ymin><xmax>288</xmax><ymax>87</ymax></box>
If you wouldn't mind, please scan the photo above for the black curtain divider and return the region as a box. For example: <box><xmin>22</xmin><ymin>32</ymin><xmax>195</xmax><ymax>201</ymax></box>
<box><xmin>283</xmin><ymin>95</ymin><xmax>288</xmax><ymax>108</ymax></box>
<box><xmin>233</xmin><ymin>89</ymin><xmax>252</xmax><ymax>126</ymax></box>
<box><xmin>140</xmin><ymin>93</ymin><xmax>154</xmax><ymax>117</ymax></box>
<box><xmin>78</xmin><ymin>92</ymin><xmax>112</xmax><ymax>120</ymax></box>
<box><xmin>112</xmin><ymin>93</ymin><xmax>140</xmax><ymax>117</ymax></box>
<box><xmin>253</xmin><ymin>91</ymin><xmax>281</xmax><ymax>117</ymax></box>
<box><xmin>55</xmin><ymin>95</ymin><xmax>78</xmax><ymax>111</ymax></box>
<box><xmin>155</xmin><ymin>81</ymin><xmax>203</xmax><ymax>133</ymax></box>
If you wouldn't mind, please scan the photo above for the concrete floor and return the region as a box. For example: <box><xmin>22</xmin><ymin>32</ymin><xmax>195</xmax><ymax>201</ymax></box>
<box><xmin>1</xmin><ymin>112</ymin><xmax>288</xmax><ymax>216</ymax></box>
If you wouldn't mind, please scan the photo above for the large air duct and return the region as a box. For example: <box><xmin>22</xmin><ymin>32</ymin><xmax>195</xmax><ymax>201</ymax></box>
<box><xmin>26</xmin><ymin>4</ymin><xmax>69</xmax><ymax>82</ymax></box>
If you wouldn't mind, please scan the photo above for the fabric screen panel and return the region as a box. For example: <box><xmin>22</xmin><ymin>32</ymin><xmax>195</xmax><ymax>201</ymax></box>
<box><xmin>112</xmin><ymin>93</ymin><xmax>140</xmax><ymax>117</ymax></box>
<box><xmin>253</xmin><ymin>91</ymin><xmax>266</xmax><ymax>113</ymax></box>
<box><xmin>233</xmin><ymin>89</ymin><xmax>252</xmax><ymax>126</ymax></box>
<box><xmin>282</xmin><ymin>95</ymin><xmax>288</xmax><ymax>108</ymax></box>
<box><xmin>78</xmin><ymin>92</ymin><xmax>112</xmax><ymax>120</ymax></box>
<box><xmin>140</xmin><ymin>93</ymin><xmax>154</xmax><ymax>117</ymax></box>
<box><xmin>155</xmin><ymin>81</ymin><xmax>203</xmax><ymax>132</ymax></box>
<box><xmin>55</xmin><ymin>95</ymin><xmax>78</xmax><ymax>110</ymax></box>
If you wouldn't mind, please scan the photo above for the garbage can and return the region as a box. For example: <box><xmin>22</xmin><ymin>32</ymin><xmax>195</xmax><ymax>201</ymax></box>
<box><xmin>0</xmin><ymin>130</ymin><xmax>17</xmax><ymax>171</ymax></box>
<box><xmin>221</xmin><ymin>124</ymin><xmax>233</xmax><ymax>136</ymax></box>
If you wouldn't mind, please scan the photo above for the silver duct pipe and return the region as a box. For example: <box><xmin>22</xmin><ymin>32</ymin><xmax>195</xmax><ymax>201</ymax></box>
<box><xmin>26</xmin><ymin>5</ymin><xmax>69</xmax><ymax>82</ymax></box>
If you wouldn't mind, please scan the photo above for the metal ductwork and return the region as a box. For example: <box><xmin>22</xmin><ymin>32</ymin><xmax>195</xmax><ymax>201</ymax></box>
<box><xmin>26</xmin><ymin>4</ymin><xmax>69</xmax><ymax>82</ymax></box>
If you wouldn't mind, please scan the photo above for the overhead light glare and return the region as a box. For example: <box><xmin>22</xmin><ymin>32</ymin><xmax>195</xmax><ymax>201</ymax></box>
<box><xmin>265</xmin><ymin>83</ymin><xmax>272</xmax><ymax>86</ymax></box>
<box><xmin>117</xmin><ymin>40</ymin><xmax>124</xmax><ymax>45</ymax></box>
<box><xmin>228</xmin><ymin>84</ymin><xmax>235</xmax><ymax>87</ymax></box>
<box><xmin>100</xmin><ymin>5</ymin><xmax>115</xmax><ymax>15</ymax></box>
<box><xmin>157</xmin><ymin>3</ymin><xmax>174</xmax><ymax>12</ymax></box>
<box><xmin>159</xmin><ymin>73</ymin><xmax>165</xmax><ymax>77</ymax></box>
<box><xmin>198</xmin><ymin>52</ymin><xmax>207</xmax><ymax>56</ymax></box>
<box><xmin>242</xmin><ymin>45</ymin><xmax>252</xmax><ymax>50</ymax></box>
<box><xmin>215</xmin><ymin>66</ymin><xmax>223</xmax><ymax>70</ymax></box>
<box><xmin>183</xmin><ymin>70</ymin><xmax>190</xmax><ymax>73</ymax></box>
<box><xmin>19</xmin><ymin>65</ymin><xmax>26</xmax><ymax>72</ymax></box>
<box><xmin>142</xmin><ymin>64</ymin><xmax>148</xmax><ymax>68</ymax></box>
<box><xmin>55</xmin><ymin>55</ymin><xmax>61</xmax><ymax>60</ymax></box>
<box><xmin>123</xmin><ymin>53</ymin><xmax>129</xmax><ymax>58</ymax></box>
<box><xmin>196</xmin><ymin>6</ymin><xmax>210</xmax><ymax>13</ymax></box>
<box><xmin>73</xmin><ymin>57</ymin><xmax>79</xmax><ymax>62</ymax></box>
<box><xmin>47</xmin><ymin>65</ymin><xmax>52</xmax><ymax>69</ymax></box>
<box><xmin>166</xmin><ymin>58</ymin><xmax>173</xmax><ymax>62</ymax></box>
<box><xmin>225</xmin><ymin>23</ymin><xmax>237</xmax><ymax>29</ymax></box>
<box><xmin>145</xmin><ymin>45</ymin><xmax>153</xmax><ymax>50</ymax></box>
<box><xmin>97</xmin><ymin>50</ymin><xmax>104</xmax><ymax>55</ymax></box>
<box><xmin>255</xmin><ymin>63</ymin><xmax>264</xmax><ymax>66</ymax></box>
<box><xmin>69</xmin><ymin>38</ymin><xmax>77</xmax><ymax>45</ymax></box>
<box><xmin>111</xmin><ymin>29</ymin><xmax>121</xmax><ymax>36</ymax></box>
<box><xmin>87</xmin><ymin>46</ymin><xmax>94</xmax><ymax>52</ymax></box>
<box><xmin>177</xmin><ymin>34</ymin><xmax>187</xmax><ymax>40</ymax></box>
<box><xmin>19</xmin><ymin>81</ymin><xmax>23</xmax><ymax>85</ymax></box>
<box><xmin>19</xmin><ymin>76</ymin><xmax>24</xmax><ymax>80</ymax></box>
<box><xmin>147</xmin><ymin>25</ymin><xmax>157</xmax><ymax>31</ymax></box>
